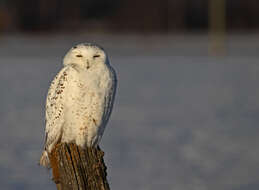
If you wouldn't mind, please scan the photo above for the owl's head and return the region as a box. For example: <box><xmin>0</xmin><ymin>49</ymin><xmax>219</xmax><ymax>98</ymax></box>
<box><xmin>63</xmin><ymin>43</ymin><xmax>109</xmax><ymax>70</ymax></box>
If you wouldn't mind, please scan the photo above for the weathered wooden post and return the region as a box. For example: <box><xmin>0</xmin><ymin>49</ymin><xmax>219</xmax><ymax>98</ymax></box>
<box><xmin>49</xmin><ymin>143</ymin><xmax>110</xmax><ymax>190</ymax></box>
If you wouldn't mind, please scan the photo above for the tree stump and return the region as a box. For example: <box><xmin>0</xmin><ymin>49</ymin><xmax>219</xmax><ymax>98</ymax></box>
<box><xmin>49</xmin><ymin>143</ymin><xmax>110</xmax><ymax>190</ymax></box>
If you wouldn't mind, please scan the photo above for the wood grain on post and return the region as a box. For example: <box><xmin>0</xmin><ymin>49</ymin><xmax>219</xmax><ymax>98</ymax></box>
<box><xmin>49</xmin><ymin>143</ymin><xmax>110</xmax><ymax>190</ymax></box>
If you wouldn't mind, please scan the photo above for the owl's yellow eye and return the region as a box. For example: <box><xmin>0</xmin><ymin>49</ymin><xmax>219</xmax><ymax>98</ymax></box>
<box><xmin>93</xmin><ymin>55</ymin><xmax>100</xmax><ymax>58</ymax></box>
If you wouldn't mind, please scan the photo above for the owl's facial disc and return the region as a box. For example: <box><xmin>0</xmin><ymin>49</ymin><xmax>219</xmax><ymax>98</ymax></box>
<box><xmin>63</xmin><ymin>43</ymin><xmax>107</xmax><ymax>69</ymax></box>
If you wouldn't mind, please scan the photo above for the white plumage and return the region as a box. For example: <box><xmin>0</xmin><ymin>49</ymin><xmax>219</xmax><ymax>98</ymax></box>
<box><xmin>40</xmin><ymin>43</ymin><xmax>117</xmax><ymax>167</ymax></box>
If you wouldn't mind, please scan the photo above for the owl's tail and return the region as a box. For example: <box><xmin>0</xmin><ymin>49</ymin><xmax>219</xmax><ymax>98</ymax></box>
<box><xmin>39</xmin><ymin>151</ymin><xmax>50</xmax><ymax>168</ymax></box>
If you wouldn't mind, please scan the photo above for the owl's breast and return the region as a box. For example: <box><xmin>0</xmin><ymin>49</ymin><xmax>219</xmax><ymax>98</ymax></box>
<box><xmin>65</xmin><ymin>66</ymin><xmax>112</xmax><ymax>123</ymax></box>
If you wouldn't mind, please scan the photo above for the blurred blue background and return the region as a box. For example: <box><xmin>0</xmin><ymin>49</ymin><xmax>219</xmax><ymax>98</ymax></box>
<box><xmin>0</xmin><ymin>0</ymin><xmax>259</xmax><ymax>190</ymax></box>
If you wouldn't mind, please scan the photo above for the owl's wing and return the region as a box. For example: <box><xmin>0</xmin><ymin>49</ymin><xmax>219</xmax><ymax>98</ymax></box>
<box><xmin>99</xmin><ymin>66</ymin><xmax>117</xmax><ymax>137</ymax></box>
<box><xmin>43</xmin><ymin>66</ymin><xmax>71</xmax><ymax>153</ymax></box>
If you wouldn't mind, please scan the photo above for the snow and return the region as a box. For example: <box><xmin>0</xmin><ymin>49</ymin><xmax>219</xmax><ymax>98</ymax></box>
<box><xmin>0</xmin><ymin>34</ymin><xmax>259</xmax><ymax>190</ymax></box>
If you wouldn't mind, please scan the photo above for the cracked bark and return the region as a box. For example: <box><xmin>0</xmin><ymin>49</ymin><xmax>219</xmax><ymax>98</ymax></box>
<box><xmin>49</xmin><ymin>143</ymin><xmax>110</xmax><ymax>190</ymax></box>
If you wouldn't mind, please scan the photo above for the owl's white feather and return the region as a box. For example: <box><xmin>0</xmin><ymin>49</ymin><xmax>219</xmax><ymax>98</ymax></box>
<box><xmin>40</xmin><ymin>43</ymin><xmax>117</xmax><ymax>167</ymax></box>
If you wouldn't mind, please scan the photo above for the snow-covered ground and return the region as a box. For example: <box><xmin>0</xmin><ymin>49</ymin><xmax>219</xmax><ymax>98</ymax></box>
<box><xmin>0</xmin><ymin>34</ymin><xmax>259</xmax><ymax>190</ymax></box>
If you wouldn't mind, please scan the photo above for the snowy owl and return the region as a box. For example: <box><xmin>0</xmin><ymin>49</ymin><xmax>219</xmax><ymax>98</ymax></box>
<box><xmin>39</xmin><ymin>43</ymin><xmax>117</xmax><ymax>167</ymax></box>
